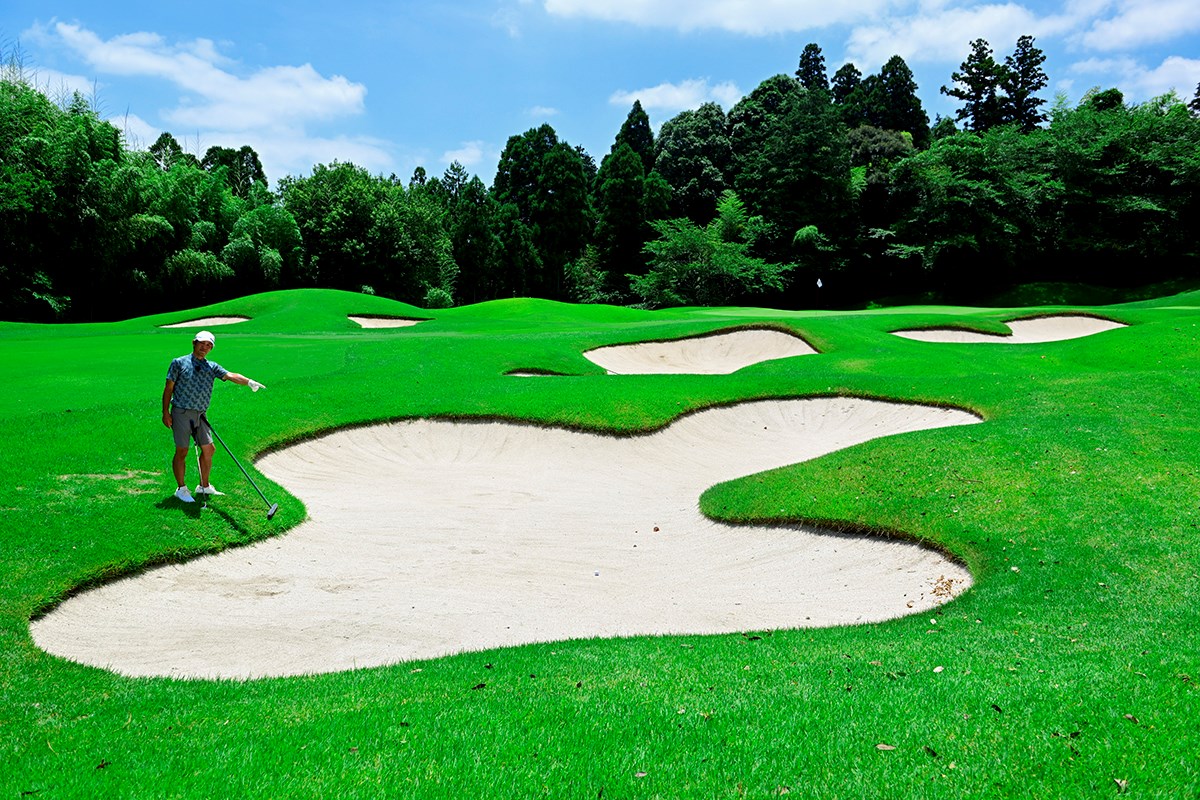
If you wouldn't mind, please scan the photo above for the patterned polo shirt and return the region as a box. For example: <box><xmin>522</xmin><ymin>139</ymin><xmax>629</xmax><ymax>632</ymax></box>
<box><xmin>166</xmin><ymin>355</ymin><xmax>228</xmax><ymax>411</ymax></box>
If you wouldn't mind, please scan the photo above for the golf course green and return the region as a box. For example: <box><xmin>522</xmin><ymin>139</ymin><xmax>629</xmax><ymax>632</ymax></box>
<box><xmin>2</xmin><ymin>288</ymin><xmax>1197</xmax><ymax>797</ymax></box>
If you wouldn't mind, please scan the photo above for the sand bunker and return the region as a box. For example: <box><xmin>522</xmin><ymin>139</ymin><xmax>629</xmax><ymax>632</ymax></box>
<box><xmin>349</xmin><ymin>315</ymin><xmax>425</xmax><ymax>328</ymax></box>
<box><xmin>584</xmin><ymin>329</ymin><xmax>817</xmax><ymax>374</ymax></box>
<box><xmin>892</xmin><ymin>315</ymin><xmax>1125</xmax><ymax>344</ymax></box>
<box><xmin>33</xmin><ymin>398</ymin><xmax>980</xmax><ymax>680</ymax></box>
<box><xmin>160</xmin><ymin>316</ymin><xmax>249</xmax><ymax>328</ymax></box>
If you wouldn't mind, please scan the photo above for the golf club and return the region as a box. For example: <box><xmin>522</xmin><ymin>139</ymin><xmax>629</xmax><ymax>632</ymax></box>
<box><xmin>201</xmin><ymin>413</ymin><xmax>278</xmax><ymax>520</ymax></box>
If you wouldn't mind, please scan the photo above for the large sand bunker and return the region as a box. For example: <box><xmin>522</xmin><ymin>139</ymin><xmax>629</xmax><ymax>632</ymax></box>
<box><xmin>892</xmin><ymin>314</ymin><xmax>1125</xmax><ymax>343</ymax></box>
<box><xmin>160</xmin><ymin>316</ymin><xmax>249</xmax><ymax>328</ymax></box>
<box><xmin>32</xmin><ymin>398</ymin><xmax>980</xmax><ymax>680</ymax></box>
<box><xmin>584</xmin><ymin>328</ymin><xmax>817</xmax><ymax>374</ymax></box>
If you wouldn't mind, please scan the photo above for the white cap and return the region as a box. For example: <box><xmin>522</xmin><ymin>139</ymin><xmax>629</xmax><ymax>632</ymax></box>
<box><xmin>194</xmin><ymin>330</ymin><xmax>215</xmax><ymax>345</ymax></box>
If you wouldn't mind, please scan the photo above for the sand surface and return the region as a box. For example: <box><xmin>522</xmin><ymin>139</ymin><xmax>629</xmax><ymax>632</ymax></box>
<box><xmin>348</xmin><ymin>316</ymin><xmax>424</xmax><ymax>328</ymax></box>
<box><xmin>584</xmin><ymin>329</ymin><xmax>817</xmax><ymax>374</ymax></box>
<box><xmin>160</xmin><ymin>316</ymin><xmax>249</xmax><ymax>328</ymax></box>
<box><xmin>892</xmin><ymin>315</ymin><xmax>1125</xmax><ymax>343</ymax></box>
<box><xmin>33</xmin><ymin>397</ymin><xmax>979</xmax><ymax>680</ymax></box>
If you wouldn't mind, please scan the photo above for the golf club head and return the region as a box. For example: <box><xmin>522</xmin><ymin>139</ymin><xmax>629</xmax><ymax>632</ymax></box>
<box><xmin>267</xmin><ymin>503</ymin><xmax>278</xmax><ymax>520</ymax></box>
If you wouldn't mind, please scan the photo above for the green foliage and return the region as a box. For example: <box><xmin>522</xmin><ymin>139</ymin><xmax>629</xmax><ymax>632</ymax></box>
<box><xmin>941</xmin><ymin>38</ymin><xmax>1006</xmax><ymax>132</ymax></box>
<box><xmin>1001</xmin><ymin>35</ymin><xmax>1049</xmax><ymax>131</ymax></box>
<box><xmin>735</xmin><ymin>84</ymin><xmax>853</xmax><ymax>267</ymax></box>
<box><xmin>493</xmin><ymin>124</ymin><xmax>593</xmax><ymax>298</ymax></box>
<box><xmin>633</xmin><ymin>191</ymin><xmax>792</xmax><ymax>307</ymax></box>
<box><xmin>613</xmin><ymin>100</ymin><xmax>656</xmax><ymax>176</ymax></box>
<box><xmin>795</xmin><ymin>43</ymin><xmax>829</xmax><ymax>93</ymax></box>
<box><xmin>654</xmin><ymin>102</ymin><xmax>731</xmax><ymax>224</ymax></box>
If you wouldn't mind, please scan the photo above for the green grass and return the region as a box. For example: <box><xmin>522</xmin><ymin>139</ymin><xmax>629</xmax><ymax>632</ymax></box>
<box><xmin>2</xmin><ymin>288</ymin><xmax>1198</xmax><ymax>798</ymax></box>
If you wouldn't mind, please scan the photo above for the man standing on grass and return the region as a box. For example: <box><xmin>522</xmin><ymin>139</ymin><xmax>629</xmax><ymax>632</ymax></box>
<box><xmin>162</xmin><ymin>330</ymin><xmax>265</xmax><ymax>503</ymax></box>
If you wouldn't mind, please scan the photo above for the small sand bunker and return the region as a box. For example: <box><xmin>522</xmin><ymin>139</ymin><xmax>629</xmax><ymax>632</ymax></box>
<box><xmin>893</xmin><ymin>315</ymin><xmax>1125</xmax><ymax>344</ymax></box>
<box><xmin>349</xmin><ymin>315</ymin><xmax>425</xmax><ymax>329</ymax></box>
<box><xmin>161</xmin><ymin>316</ymin><xmax>249</xmax><ymax>328</ymax></box>
<box><xmin>32</xmin><ymin>397</ymin><xmax>979</xmax><ymax>680</ymax></box>
<box><xmin>584</xmin><ymin>328</ymin><xmax>817</xmax><ymax>374</ymax></box>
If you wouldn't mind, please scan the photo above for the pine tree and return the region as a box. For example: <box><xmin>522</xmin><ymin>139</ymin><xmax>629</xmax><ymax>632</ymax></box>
<box><xmin>1190</xmin><ymin>82</ymin><xmax>1200</xmax><ymax>115</ymax></box>
<box><xmin>831</xmin><ymin>63</ymin><xmax>862</xmax><ymax>106</ymax></box>
<box><xmin>941</xmin><ymin>39</ymin><xmax>1005</xmax><ymax>132</ymax></box>
<box><xmin>613</xmin><ymin>100</ymin><xmax>655</xmax><ymax>176</ymax></box>
<box><xmin>1001</xmin><ymin>35</ymin><xmax>1048</xmax><ymax>131</ymax></box>
<box><xmin>796</xmin><ymin>43</ymin><xmax>829</xmax><ymax>94</ymax></box>
<box><xmin>872</xmin><ymin>55</ymin><xmax>931</xmax><ymax>148</ymax></box>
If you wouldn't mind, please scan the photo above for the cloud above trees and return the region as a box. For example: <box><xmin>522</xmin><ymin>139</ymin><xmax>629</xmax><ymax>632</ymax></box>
<box><xmin>24</xmin><ymin>21</ymin><xmax>389</xmax><ymax>180</ymax></box>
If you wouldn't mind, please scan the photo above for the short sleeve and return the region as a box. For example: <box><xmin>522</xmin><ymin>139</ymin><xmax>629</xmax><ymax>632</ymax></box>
<box><xmin>209</xmin><ymin>361</ymin><xmax>229</xmax><ymax>380</ymax></box>
<box><xmin>166</xmin><ymin>358</ymin><xmax>182</xmax><ymax>382</ymax></box>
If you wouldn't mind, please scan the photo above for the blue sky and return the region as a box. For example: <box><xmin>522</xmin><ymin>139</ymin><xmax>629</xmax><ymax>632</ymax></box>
<box><xmin>4</xmin><ymin>1</ymin><xmax>1199</xmax><ymax>185</ymax></box>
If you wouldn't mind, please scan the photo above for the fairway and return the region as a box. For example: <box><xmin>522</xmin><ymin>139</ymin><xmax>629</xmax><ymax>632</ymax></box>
<box><xmin>3</xmin><ymin>288</ymin><xmax>1198</xmax><ymax>797</ymax></box>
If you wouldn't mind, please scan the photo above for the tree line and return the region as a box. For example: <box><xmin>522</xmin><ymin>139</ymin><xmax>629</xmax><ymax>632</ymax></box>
<box><xmin>4</xmin><ymin>38</ymin><xmax>1200</xmax><ymax>322</ymax></box>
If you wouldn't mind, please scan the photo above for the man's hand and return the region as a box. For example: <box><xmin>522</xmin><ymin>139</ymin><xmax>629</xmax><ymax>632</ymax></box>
<box><xmin>162</xmin><ymin>411</ymin><xmax>173</xmax><ymax>429</ymax></box>
<box><xmin>248</xmin><ymin>379</ymin><xmax>266</xmax><ymax>392</ymax></box>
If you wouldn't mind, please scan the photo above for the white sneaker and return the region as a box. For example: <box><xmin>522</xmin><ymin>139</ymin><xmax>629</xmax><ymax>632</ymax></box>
<box><xmin>195</xmin><ymin>485</ymin><xmax>225</xmax><ymax>496</ymax></box>
<box><xmin>174</xmin><ymin>486</ymin><xmax>195</xmax><ymax>503</ymax></box>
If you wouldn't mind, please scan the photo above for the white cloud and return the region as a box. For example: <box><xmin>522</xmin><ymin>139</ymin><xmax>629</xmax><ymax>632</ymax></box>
<box><xmin>441</xmin><ymin>140</ymin><xmax>488</xmax><ymax>167</ymax></box>
<box><xmin>42</xmin><ymin>22</ymin><xmax>366</xmax><ymax>131</ymax></box>
<box><xmin>25</xmin><ymin>21</ymin><xmax>379</xmax><ymax>180</ymax></box>
<box><xmin>1077</xmin><ymin>0</ymin><xmax>1200</xmax><ymax>51</ymax></box>
<box><xmin>106</xmin><ymin>112</ymin><xmax>160</xmax><ymax>151</ymax></box>
<box><xmin>610</xmin><ymin>78</ymin><xmax>742</xmax><ymax>114</ymax></box>
<box><xmin>19</xmin><ymin>66</ymin><xmax>98</xmax><ymax>101</ymax></box>
<box><xmin>543</xmin><ymin>0</ymin><xmax>895</xmax><ymax>33</ymax></box>
<box><xmin>1070</xmin><ymin>55</ymin><xmax>1200</xmax><ymax>100</ymax></box>
<box><xmin>845</xmin><ymin>3</ymin><xmax>1045</xmax><ymax>70</ymax></box>
<box><xmin>528</xmin><ymin>105</ymin><xmax>560</xmax><ymax>117</ymax></box>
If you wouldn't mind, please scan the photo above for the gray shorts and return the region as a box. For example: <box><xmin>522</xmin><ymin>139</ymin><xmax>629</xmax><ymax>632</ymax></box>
<box><xmin>172</xmin><ymin>408</ymin><xmax>213</xmax><ymax>448</ymax></box>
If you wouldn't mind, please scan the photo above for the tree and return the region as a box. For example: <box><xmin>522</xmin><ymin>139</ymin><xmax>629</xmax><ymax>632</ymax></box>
<box><xmin>493</xmin><ymin>124</ymin><xmax>593</xmax><ymax>298</ymax></box>
<box><xmin>449</xmin><ymin>175</ymin><xmax>503</xmax><ymax>303</ymax></box>
<box><xmin>593</xmin><ymin>142</ymin><xmax>648</xmax><ymax>298</ymax></box>
<box><xmin>796</xmin><ymin>43</ymin><xmax>829</xmax><ymax>94</ymax></box>
<box><xmin>734</xmin><ymin>85</ymin><xmax>853</xmax><ymax>266</ymax></box>
<box><xmin>866</xmin><ymin>55</ymin><xmax>930</xmax><ymax>148</ymax></box>
<box><xmin>1191</xmin><ymin>82</ymin><xmax>1200</xmax><ymax>115</ymax></box>
<box><xmin>279</xmin><ymin>161</ymin><xmax>388</xmax><ymax>291</ymax></box>
<box><xmin>201</xmin><ymin>144</ymin><xmax>267</xmax><ymax>197</ymax></box>
<box><xmin>654</xmin><ymin>102</ymin><xmax>732</xmax><ymax>224</ymax></box>
<box><xmin>613</xmin><ymin>100</ymin><xmax>655</xmax><ymax>176</ymax></box>
<box><xmin>931</xmin><ymin>114</ymin><xmax>958</xmax><ymax>140</ymax></box>
<box><xmin>1046</xmin><ymin>93</ymin><xmax>1200</xmax><ymax>283</ymax></box>
<box><xmin>632</xmin><ymin>190</ymin><xmax>792</xmax><ymax>307</ymax></box>
<box><xmin>941</xmin><ymin>39</ymin><xmax>1005</xmax><ymax>132</ymax></box>
<box><xmin>1001</xmin><ymin>35</ymin><xmax>1049</xmax><ymax>131</ymax></box>
<box><xmin>149</xmin><ymin>133</ymin><xmax>188</xmax><ymax>170</ymax></box>
<box><xmin>831</xmin><ymin>63</ymin><xmax>862</xmax><ymax>105</ymax></box>
<box><xmin>887</xmin><ymin>125</ymin><xmax>1056</xmax><ymax>294</ymax></box>
<box><xmin>728</xmin><ymin>74</ymin><xmax>803</xmax><ymax>183</ymax></box>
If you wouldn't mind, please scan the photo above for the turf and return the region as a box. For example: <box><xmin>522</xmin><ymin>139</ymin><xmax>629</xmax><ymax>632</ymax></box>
<box><xmin>1</xmin><ymin>288</ymin><xmax>1197</xmax><ymax>798</ymax></box>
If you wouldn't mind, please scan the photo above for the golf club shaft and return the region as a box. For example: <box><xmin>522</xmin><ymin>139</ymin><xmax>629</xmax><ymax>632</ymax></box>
<box><xmin>201</xmin><ymin>414</ymin><xmax>274</xmax><ymax>511</ymax></box>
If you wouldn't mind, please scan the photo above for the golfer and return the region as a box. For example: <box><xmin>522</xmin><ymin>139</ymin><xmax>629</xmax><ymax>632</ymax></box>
<box><xmin>162</xmin><ymin>330</ymin><xmax>265</xmax><ymax>503</ymax></box>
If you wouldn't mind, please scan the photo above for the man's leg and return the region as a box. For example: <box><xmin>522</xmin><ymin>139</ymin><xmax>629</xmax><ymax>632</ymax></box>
<box><xmin>198</xmin><ymin>443</ymin><xmax>216</xmax><ymax>488</ymax></box>
<box><xmin>172</xmin><ymin>446</ymin><xmax>189</xmax><ymax>487</ymax></box>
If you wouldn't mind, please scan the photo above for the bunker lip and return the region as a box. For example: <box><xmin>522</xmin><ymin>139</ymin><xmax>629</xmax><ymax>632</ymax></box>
<box><xmin>31</xmin><ymin>396</ymin><xmax>980</xmax><ymax>681</ymax></box>
<box><xmin>583</xmin><ymin>327</ymin><xmax>818</xmax><ymax>374</ymax></box>
<box><xmin>160</xmin><ymin>316</ymin><xmax>250</xmax><ymax>328</ymax></box>
<box><xmin>892</xmin><ymin>314</ymin><xmax>1126</xmax><ymax>344</ymax></box>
